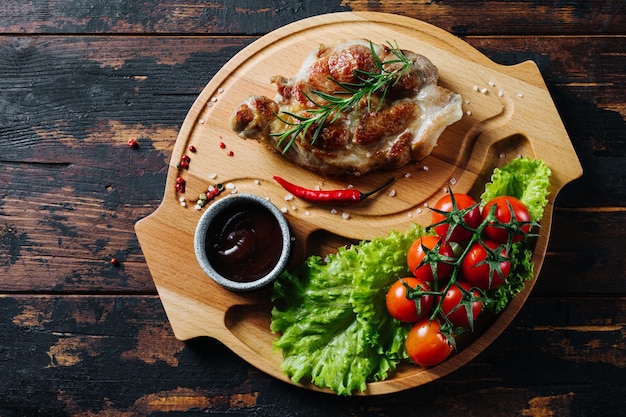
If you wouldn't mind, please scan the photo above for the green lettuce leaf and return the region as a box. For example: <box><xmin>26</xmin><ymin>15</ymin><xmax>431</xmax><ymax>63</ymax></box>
<box><xmin>490</xmin><ymin>243</ymin><xmax>534</xmax><ymax>314</ymax></box>
<box><xmin>270</xmin><ymin>225</ymin><xmax>424</xmax><ymax>395</ymax></box>
<box><xmin>480</xmin><ymin>157</ymin><xmax>552</xmax><ymax>221</ymax></box>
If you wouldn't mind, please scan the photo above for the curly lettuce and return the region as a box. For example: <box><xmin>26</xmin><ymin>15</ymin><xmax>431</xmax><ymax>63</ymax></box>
<box><xmin>270</xmin><ymin>225</ymin><xmax>424</xmax><ymax>395</ymax></box>
<box><xmin>481</xmin><ymin>157</ymin><xmax>552</xmax><ymax>222</ymax></box>
<box><xmin>490</xmin><ymin>239</ymin><xmax>534</xmax><ymax>313</ymax></box>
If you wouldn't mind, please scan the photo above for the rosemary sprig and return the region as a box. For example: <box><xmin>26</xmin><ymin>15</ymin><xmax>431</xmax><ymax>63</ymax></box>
<box><xmin>271</xmin><ymin>40</ymin><xmax>413</xmax><ymax>153</ymax></box>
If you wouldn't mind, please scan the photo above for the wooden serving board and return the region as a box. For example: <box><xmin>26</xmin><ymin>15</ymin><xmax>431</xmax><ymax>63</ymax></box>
<box><xmin>135</xmin><ymin>12</ymin><xmax>582</xmax><ymax>395</ymax></box>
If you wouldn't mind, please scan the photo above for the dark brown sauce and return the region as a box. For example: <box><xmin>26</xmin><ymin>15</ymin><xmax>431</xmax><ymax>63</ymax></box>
<box><xmin>205</xmin><ymin>203</ymin><xmax>283</xmax><ymax>283</ymax></box>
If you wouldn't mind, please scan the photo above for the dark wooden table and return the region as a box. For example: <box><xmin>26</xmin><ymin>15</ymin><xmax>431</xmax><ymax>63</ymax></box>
<box><xmin>1</xmin><ymin>1</ymin><xmax>624</xmax><ymax>416</ymax></box>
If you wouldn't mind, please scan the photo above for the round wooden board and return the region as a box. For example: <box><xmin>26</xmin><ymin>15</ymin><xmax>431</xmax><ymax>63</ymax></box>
<box><xmin>135</xmin><ymin>12</ymin><xmax>582</xmax><ymax>395</ymax></box>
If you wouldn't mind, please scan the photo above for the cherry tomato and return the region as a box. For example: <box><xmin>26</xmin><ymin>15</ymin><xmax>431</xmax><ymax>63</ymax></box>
<box><xmin>405</xmin><ymin>319</ymin><xmax>454</xmax><ymax>367</ymax></box>
<box><xmin>431</xmin><ymin>193</ymin><xmax>481</xmax><ymax>242</ymax></box>
<box><xmin>441</xmin><ymin>281</ymin><xmax>482</xmax><ymax>328</ymax></box>
<box><xmin>482</xmin><ymin>196</ymin><xmax>531</xmax><ymax>244</ymax></box>
<box><xmin>461</xmin><ymin>241</ymin><xmax>511</xmax><ymax>289</ymax></box>
<box><xmin>407</xmin><ymin>236</ymin><xmax>455</xmax><ymax>285</ymax></box>
<box><xmin>386</xmin><ymin>278</ymin><xmax>434</xmax><ymax>323</ymax></box>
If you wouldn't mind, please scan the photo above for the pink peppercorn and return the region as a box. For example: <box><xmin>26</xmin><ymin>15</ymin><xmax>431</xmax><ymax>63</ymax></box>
<box><xmin>179</xmin><ymin>154</ymin><xmax>191</xmax><ymax>169</ymax></box>
<box><xmin>188</xmin><ymin>145</ymin><xmax>196</xmax><ymax>152</ymax></box>
<box><xmin>227</xmin><ymin>151</ymin><xmax>234</xmax><ymax>157</ymax></box>
<box><xmin>128</xmin><ymin>139</ymin><xmax>138</xmax><ymax>148</ymax></box>
<box><xmin>219</xmin><ymin>142</ymin><xmax>226</xmax><ymax>149</ymax></box>
<box><xmin>175</xmin><ymin>177</ymin><xmax>186</xmax><ymax>193</ymax></box>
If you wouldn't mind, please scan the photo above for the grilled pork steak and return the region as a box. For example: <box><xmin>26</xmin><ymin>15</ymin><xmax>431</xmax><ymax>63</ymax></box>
<box><xmin>230</xmin><ymin>39</ymin><xmax>463</xmax><ymax>177</ymax></box>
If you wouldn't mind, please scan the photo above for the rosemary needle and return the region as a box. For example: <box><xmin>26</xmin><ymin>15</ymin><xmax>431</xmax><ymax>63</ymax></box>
<box><xmin>271</xmin><ymin>41</ymin><xmax>413</xmax><ymax>154</ymax></box>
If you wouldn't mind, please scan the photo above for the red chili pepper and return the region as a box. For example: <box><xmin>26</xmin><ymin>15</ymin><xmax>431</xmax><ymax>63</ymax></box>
<box><xmin>273</xmin><ymin>176</ymin><xmax>395</xmax><ymax>205</ymax></box>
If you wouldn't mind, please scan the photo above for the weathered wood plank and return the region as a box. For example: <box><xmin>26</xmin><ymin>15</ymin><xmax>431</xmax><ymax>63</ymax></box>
<box><xmin>1</xmin><ymin>295</ymin><xmax>624</xmax><ymax>415</ymax></box>
<box><xmin>534</xmin><ymin>208</ymin><xmax>625</xmax><ymax>296</ymax></box>
<box><xmin>347</xmin><ymin>0</ymin><xmax>626</xmax><ymax>36</ymax></box>
<box><xmin>0</xmin><ymin>36</ymin><xmax>253</xmax><ymax>164</ymax></box>
<box><xmin>0</xmin><ymin>1</ymin><xmax>623</xmax><ymax>36</ymax></box>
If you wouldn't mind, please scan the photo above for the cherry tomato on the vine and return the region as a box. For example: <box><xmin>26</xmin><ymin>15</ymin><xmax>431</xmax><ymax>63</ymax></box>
<box><xmin>441</xmin><ymin>281</ymin><xmax>482</xmax><ymax>328</ymax></box>
<box><xmin>405</xmin><ymin>319</ymin><xmax>454</xmax><ymax>367</ymax></box>
<box><xmin>431</xmin><ymin>193</ymin><xmax>481</xmax><ymax>242</ymax></box>
<box><xmin>407</xmin><ymin>236</ymin><xmax>455</xmax><ymax>285</ymax></box>
<box><xmin>386</xmin><ymin>278</ymin><xmax>434</xmax><ymax>323</ymax></box>
<box><xmin>482</xmin><ymin>196</ymin><xmax>532</xmax><ymax>244</ymax></box>
<box><xmin>461</xmin><ymin>241</ymin><xmax>511</xmax><ymax>290</ymax></box>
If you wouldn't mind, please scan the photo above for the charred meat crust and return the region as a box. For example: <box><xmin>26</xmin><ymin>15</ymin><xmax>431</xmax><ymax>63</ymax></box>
<box><xmin>230</xmin><ymin>39</ymin><xmax>462</xmax><ymax>177</ymax></box>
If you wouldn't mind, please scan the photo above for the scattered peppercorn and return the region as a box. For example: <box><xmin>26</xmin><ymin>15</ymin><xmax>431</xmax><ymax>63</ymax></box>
<box><xmin>175</xmin><ymin>176</ymin><xmax>186</xmax><ymax>193</ymax></box>
<box><xmin>110</xmin><ymin>258</ymin><xmax>119</xmax><ymax>266</ymax></box>
<box><xmin>219</xmin><ymin>142</ymin><xmax>226</xmax><ymax>149</ymax></box>
<box><xmin>204</xmin><ymin>183</ymin><xmax>224</xmax><ymax>202</ymax></box>
<box><xmin>188</xmin><ymin>145</ymin><xmax>197</xmax><ymax>152</ymax></box>
<box><xmin>227</xmin><ymin>151</ymin><xmax>234</xmax><ymax>157</ymax></box>
<box><xmin>179</xmin><ymin>154</ymin><xmax>191</xmax><ymax>169</ymax></box>
<box><xmin>128</xmin><ymin>139</ymin><xmax>138</xmax><ymax>148</ymax></box>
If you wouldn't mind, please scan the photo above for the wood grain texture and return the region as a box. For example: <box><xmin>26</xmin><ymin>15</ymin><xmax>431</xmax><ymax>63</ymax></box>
<box><xmin>0</xmin><ymin>0</ymin><xmax>623</xmax><ymax>35</ymax></box>
<box><xmin>0</xmin><ymin>0</ymin><xmax>625</xmax><ymax>413</ymax></box>
<box><xmin>0</xmin><ymin>295</ymin><xmax>624</xmax><ymax>415</ymax></box>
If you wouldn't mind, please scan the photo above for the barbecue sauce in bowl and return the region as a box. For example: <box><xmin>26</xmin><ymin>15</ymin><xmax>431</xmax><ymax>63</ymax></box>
<box><xmin>206</xmin><ymin>203</ymin><xmax>283</xmax><ymax>283</ymax></box>
<box><xmin>194</xmin><ymin>194</ymin><xmax>291</xmax><ymax>292</ymax></box>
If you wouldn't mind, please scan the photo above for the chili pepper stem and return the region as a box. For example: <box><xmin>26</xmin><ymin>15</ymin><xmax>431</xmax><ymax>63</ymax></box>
<box><xmin>359</xmin><ymin>177</ymin><xmax>396</xmax><ymax>200</ymax></box>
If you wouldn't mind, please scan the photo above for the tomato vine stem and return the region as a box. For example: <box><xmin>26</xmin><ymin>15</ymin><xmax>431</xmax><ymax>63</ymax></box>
<box><xmin>404</xmin><ymin>189</ymin><xmax>539</xmax><ymax>343</ymax></box>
